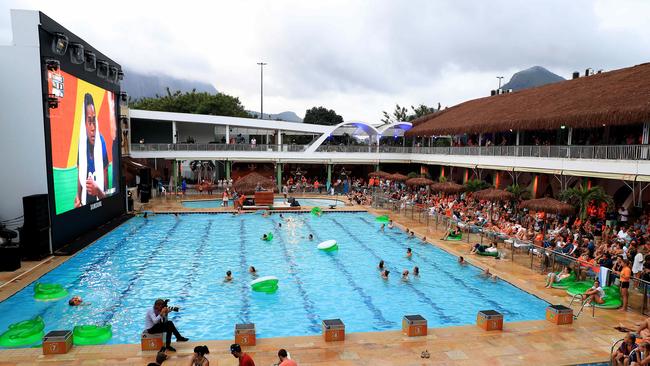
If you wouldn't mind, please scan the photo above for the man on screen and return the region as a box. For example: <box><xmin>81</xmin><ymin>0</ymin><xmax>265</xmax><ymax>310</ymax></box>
<box><xmin>74</xmin><ymin>93</ymin><xmax>109</xmax><ymax>208</ymax></box>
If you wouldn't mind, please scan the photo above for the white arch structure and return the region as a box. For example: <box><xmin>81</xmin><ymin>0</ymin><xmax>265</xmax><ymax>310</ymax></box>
<box><xmin>304</xmin><ymin>121</ymin><xmax>412</xmax><ymax>153</ymax></box>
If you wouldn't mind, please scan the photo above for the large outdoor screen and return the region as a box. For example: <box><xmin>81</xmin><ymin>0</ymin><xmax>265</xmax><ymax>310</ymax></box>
<box><xmin>48</xmin><ymin>70</ymin><xmax>119</xmax><ymax>215</ymax></box>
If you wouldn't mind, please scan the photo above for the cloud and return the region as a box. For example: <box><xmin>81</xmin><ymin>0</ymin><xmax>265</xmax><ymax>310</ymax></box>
<box><xmin>1</xmin><ymin>0</ymin><xmax>649</xmax><ymax>122</ymax></box>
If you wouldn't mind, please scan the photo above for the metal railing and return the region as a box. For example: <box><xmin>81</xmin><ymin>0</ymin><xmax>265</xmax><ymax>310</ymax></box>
<box><xmin>132</xmin><ymin>143</ymin><xmax>650</xmax><ymax>160</ymax></box>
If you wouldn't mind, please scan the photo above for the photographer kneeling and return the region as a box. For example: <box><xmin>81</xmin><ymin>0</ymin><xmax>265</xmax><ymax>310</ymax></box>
<box><xmin>145</xmin><ymin>299</ymin><xmax>189</xmax><ymax>352</ymax></box>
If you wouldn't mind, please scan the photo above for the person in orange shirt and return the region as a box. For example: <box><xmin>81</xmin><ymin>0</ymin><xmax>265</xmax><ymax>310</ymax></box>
<box><xmin>277</xmin><ymin>349</ymin><xmax>297</xmax><ymax>366</ymax></box>
<box><xmin>618</xmin><ymin>259</ymin><xmax>632</xmax><ymax>311</ymax></box>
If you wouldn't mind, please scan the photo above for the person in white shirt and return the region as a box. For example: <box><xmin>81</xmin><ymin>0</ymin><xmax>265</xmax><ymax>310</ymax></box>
<box><xmin>145</xmin><ymin>299</ymin><xmax>188</xmax><ymax>352</ymax></box>
<box><xmin>633</xmin><ymin>250</ymin><xmax>645</xmax><ymax>278</ymax></box>
<box><xmin>619</xmin><ymin>207</ymin><xmax>629</xmax><ymax>224</ymax></box>
<box><xmin>580</xmin><ymin>279</ymin><xmax>605</xmax><ymax>305</ymax></box>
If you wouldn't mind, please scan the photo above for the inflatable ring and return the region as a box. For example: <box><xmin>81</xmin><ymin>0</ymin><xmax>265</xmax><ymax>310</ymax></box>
<box><xmin>550</xmin><ymin>272</ymin><xmax>577</xmax><ymax>289</ymax></box>
<box><xmin>262</xmin><ymin>232</ymin><xmax>273</xmax><ymax>241</ymax></box>
<box><xmin>0</xmin><ymin>316</ymin><xmax>45</xmax><ymax>348</ymax></box>
<box><xmin>446</xmin><ymin>234</ymin><xmax>462</xmax><ymax>241</ymax></box>
<box><xmin>33</xmin><ymin>283</ymin><xmax>68</xmax><ymax>301</ymax></box>
<box><xmin>565</xmin><ymin>281</ymin><xmax>595</xmax><ymax>296</ymax></box>
<box><xmin>311</xmin><ymin>207</ymin><xmax>322</xmax><ymax>216</ymax></box>
<box><xmin>477</xmin><ymin>250</ymin><xmax>499</xmax><ymax>257</ymax></box>
<box><xmin>251</xmin><ymin>276</ymin><xmax>279</xmax><ymax>294</ymax></box>
<box><xmin>317</xmin><ymin>240</ymin><xmax>338</xmax><ymax>252</ymax></box>
<box><xmin>375</xmin><ymin>215</ymin><xmax>390</xmax><ymax>223</ymax></box>
<box><xmin>73</xmin><ymin>325</ymin><xmax>112</xmax><ymax>346</ymax></box>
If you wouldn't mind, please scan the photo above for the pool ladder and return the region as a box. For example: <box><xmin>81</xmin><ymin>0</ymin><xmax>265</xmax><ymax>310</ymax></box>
<box><xmin>569</xmin><ymin>294</ymin><xmax>595</xmax><ymax>319</ymax></box>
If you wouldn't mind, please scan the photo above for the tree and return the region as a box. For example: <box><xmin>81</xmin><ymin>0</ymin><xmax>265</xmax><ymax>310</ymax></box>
<box><xmin>464</xmin><ymin>179</ymin><xmax>490</xmax><ymax>192</ymax></box>
<box><xmin>131</xmin><ymin>88</ymin><xmax>252</xmax><ymax>118</ymax></box>
<box><xmin>303</xmin><ymin>106</ymin><xmax>344</xmax><ymax>125</ymax></box>
<box><xmin>560</xmin><ymin>184</ymin><xmax>613</xmax><ymax>220</ymax></box>
<box><xmin>381</xmin><ymin>103</ymin><xmax>440</xmax><ymax>124</ymax></box>
<box><xmin>506</xmin><ymin>183</ymin><xmax>532</xmax><ymax>214</ymax></box>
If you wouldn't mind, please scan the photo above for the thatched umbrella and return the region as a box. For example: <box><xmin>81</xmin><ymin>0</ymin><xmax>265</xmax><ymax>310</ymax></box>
<box><xmin>406</xmin><ymin>177</ymin><xmax>435</xmax><ymax>186</ymax></box>
<box><xmin>233</xmin><ymin>172</ymin><xmax>276</xmax><ymax>195</ymax></box>
<box><xmin>390</xmin><ymin>173</ymin><xmax>409</xmax><ymax>181</ymax></box>
<box><xmin>473</xmin><ymin>188</ymin><xmax>515</xmax><ymax>223</ymax></box>
<box><xmin>369</xmin><ymin>170</ymin><xmax>391</xmax><ymax>178</ymax></box>
<box><xmin>520</xmin><ymin>197</ymin><xmax>575</xmax><ymax>235</ymax></box>
<box><xmin>473</xmin><ymin>188</ymin><xmax>515</xmax><ymax>202</ymax></box>
<box><xmin>430</xmin><ymin>181</ymin><xmax>465</xmax><ymax>194</ymax></box>
<box><xmin>519</xmin><ymin>197</ymin><xmax>575</xmax><ymax>215</ymax></box>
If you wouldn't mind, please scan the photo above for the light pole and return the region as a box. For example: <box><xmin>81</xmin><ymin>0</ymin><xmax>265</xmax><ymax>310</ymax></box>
<box><xmin>496</xmin><ymin>76</ymin><xmax>504</xmax><ymax>89</ymax></box>
<box><xmin>257</xmin><ymin>62</ymin><xmax>267</xmax><ymax>119</ymax></box>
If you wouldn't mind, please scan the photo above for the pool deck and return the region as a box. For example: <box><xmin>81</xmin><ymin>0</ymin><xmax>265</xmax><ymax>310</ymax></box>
<box><xmin>0</xmin><ymin>195</ymin><xmax>645</xmax><ymax>365</ymax></box>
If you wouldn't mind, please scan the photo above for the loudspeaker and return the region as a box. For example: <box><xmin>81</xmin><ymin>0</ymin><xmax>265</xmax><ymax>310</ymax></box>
<box><xmin>21</xmin><ymin>194</ymin><xmax>51</xmax><ymax>260</ymax></box>
<box><xmin>138</xmin><ymin>168</ymin><xmax>151</xmax><ymax>203</ymax></box>
<box><xmin>0</xmin><ymin>245</ymin><xmax>21</xmax><ymax>271</ymax></box>
<box><xmin>23</xmin><ymin>194</ymin><xmax>50</xmax><ymax>230</ymax></box>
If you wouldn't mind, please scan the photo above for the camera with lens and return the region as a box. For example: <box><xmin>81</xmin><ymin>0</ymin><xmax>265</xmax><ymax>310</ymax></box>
<box><xmin>163</xmin><ymin>299</ymin><xmax>180</xmax><ymax>312</ymax></box>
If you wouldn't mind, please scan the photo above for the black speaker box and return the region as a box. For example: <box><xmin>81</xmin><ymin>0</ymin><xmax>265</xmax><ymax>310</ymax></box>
<box><xmin>0</xmin><ymin>245</ymin><xmax>21</xmax><ymax>271</ymax></box>
<box><xmin>20</xmin><ymin>227</ymin><xmax>51</xmax><ymax>260</ymax></box>
<box><xmin>23</xmin><ymin>194</ymin><xmax>50</xmax><ymax>230</ymax></box>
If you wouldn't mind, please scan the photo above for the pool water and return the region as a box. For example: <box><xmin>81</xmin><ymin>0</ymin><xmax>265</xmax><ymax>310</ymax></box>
<box><xmin>0</xmin><ymin>212</ymin><xmax>548</xmax><ymax>345</ymax></box>
<box><xmin>182</xmin><ymin>197</ymin><xmax>344</xmax><ymax>208</ymax></box>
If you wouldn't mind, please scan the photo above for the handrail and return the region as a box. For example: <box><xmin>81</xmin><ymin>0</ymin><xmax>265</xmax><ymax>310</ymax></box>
<box><xmin>610</xmin><ymin>338</ymin><xmax>625</xmax><ymax>366</ymax></box>
<box><xmin>131</xmin><ymin>143</ymin><xmax>650</xmax><ymax>160</ymax></box>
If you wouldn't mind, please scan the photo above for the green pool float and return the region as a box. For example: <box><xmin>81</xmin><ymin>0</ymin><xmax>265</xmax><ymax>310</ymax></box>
<box><xmin>477</xmin><ymin>250</ymin><xmax>499</xmax><ymax>257</ymax></box>
<box><xmin>0</xmin><ymin>316</ymin><xmax>45</xmax><ymax>348</ymax></box>
<box><xmin>446</xmin><ymin>233</ymin><xmax>463</xmax><ymax>241</ymax></box>
<box><xmin>251</xmin><ymin>276</ymin><xmax>279</xmax><ymax>294</ymax></box>
<box><xmin>262</xmin><ymin>232</ymin><xmax>273</xmax><ymax>241</ymax></box>
<box><xmin>73</xmin><ymin>325</ymin><xmax>112</xmax><ymax>346</ymax></box>
<box><xmin>33</xmin><ymin>283</ymin><xmax>68</xmax><ymax>301</ymax></box>
<box><xmin>565</xmin><ymin>281</ymin><xmax>595</xmax><ymax>296</ymax></box>
<box><xmin>550</xmin><ymin>272</ymin><xmax>577</xmax><ymax>289</ymax></box>
<box><xmin>311</xmin><ymin>207</ymin><xmax>322</xmax><ymax>216</ymax></box>
<box><xmin>375</xmin><ymin>215</ymin><xmax>390</xmax><ymax>223</ymax></box>
<box><xmin>566</xmin><ymin>284</ymin><xmax>622</xmax><ymax>309</ymax></box>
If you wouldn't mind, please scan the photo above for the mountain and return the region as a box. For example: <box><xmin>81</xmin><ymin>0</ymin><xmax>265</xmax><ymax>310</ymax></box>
<box><xmin>501</xmin><ymin>66</ymin><xmax>565</xmax><ymax>92</ymax></box>
<box><xmin>122</xmin><ymin>68</ymin><xmax>218</xmax><ymax>100</ymax></box>
<box><xmin>248</xmin><ymin>111</ymin><xmax>303</xmax><ymax>122</ymax></box>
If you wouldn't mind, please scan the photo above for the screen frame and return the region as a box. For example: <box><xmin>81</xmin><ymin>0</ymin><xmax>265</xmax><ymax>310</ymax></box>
<box><xmin>38</xmin><ymin>12</ymin><xmax>125</xmax><ymax>250</ymax></box>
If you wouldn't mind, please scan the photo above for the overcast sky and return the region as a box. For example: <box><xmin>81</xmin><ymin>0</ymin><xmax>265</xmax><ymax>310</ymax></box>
<box><xmin>2</xmin><ymin>0</ymin><xmax>650</xmax><ymax>122</ymax></box>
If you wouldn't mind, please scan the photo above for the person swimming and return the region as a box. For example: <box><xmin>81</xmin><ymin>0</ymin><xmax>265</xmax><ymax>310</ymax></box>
<box><xmin>249</xmin><ymin>266</ymin><xmax>257</xmax><ymax>275</ymax></box>
<box><xmin>308</xmin><ymin>234</ymin><xmax>314</xmax><ymax>241</ymax></box>
<box><xmin>262</xmin><ymin>233</ymin><xmax>268</xmax><ymax>240</ymax></box>
<box><xmin>380</xmin><ymin>224</ymin><xmax>385</xmax><ymax>232</ymax></box>
<box><xmin>402</xmin><ymin>270</ymin><xmax>410</xmax><ymax>280</ymax></box>
<box><xmin>381</xmin><ymin>269</ymin><xmax>390</xmax><ymax>279</ymax></box>
<box><xmin>413</xmin><ymin>266</ymin><xmax>420</xmax><ymax>276</ymax></box>
<box><xmin>278</xmin><ymin>223</ymin><xmax>282</xmax><ymax>228</ymax></box>
<box><xmin>378</xmin><ymin>260</ymin><xmax>385</xmax><ymax>270</ymax></box>
<box><xmin>408</xmin><ymin>231</ymin><xmax>415</xmax><ymax>239</ymax></box>
<box><xmin>422</xmin><ymin>236</ymin><xmax>427</xmax><ymax>243</ymax></box>
<box><xmin>388</xmin><ymin>220</ymin><xmax>394</xmax><ymax>229</ymax></box>
<box><xmin>406</xmin><ymin>248</ymin><xmax>412</xmax><ymax>258</ymax></box>
<box><xmin>224</xmin><ymin>270</ymin><xmax>233</xmax><ymax>282</ymax></box>
<box><xmin>458</xmin><ymin>256</ymin><xmax>466</xmax><ymax>265</ymax></box>
<box><xmin>68</xmin><ymin>296</ymin><xmax>88</xmax><ymax>306</ymax></box>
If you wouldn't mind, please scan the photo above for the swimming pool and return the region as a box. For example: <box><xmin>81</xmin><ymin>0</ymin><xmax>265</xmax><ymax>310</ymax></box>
<box><xmin>0</xmin><ymin>212</ymin><xmax>548</xmax><ymax>346</ymax></box>
<box><xmin>182</xmin><ymin>197</ymin><xmax>344</xmax><ymax>208</ymax></box>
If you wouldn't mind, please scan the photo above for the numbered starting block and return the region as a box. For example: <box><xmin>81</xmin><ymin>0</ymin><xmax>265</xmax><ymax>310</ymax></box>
<box><xmin>43</xmin><ymin>330</ymin><xmax>73</xmax><ymax>355</ymax></box>
<box><xmin>141</xmin><ymin>331</ymin><xmax>165</xmax><ymax>351</ymax></box>
<box><xmin>322</xmin><ymin>319</ymin><xmax>345</xmax><ymax>342</ymax></box>
<box><xmin>235</xmin><ymin>323</ymin><xmax>256</xmax><ymax>346</ymax></box>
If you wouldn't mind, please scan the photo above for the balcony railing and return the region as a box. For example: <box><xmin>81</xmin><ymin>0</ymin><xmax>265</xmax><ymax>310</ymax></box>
<box><xmin>131</xmin><ymin>143</ymin><xmax>650</xmax><ymax>160</ymax></box>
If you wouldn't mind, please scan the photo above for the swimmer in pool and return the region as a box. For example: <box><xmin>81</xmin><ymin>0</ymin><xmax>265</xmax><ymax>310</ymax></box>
<box><xmin>224</xmin><ymin>270</ymin><xmax>233</xmax><ymax>282</ymax></box>
<box><xmin>413</xmin><ymin>266</ymin><xmax>420</xmax><ymax>276</ymax></box>
<box><xmin>406</xmin><ymin>248</ymin><xmax>412</xmax><ymax>258</ymax></box>
<box><xmin>388</xmin><ymin>220</ymin><xmax>394</xmax><ymax>229</ymax></box>
<box><xmin>408</xmin><ymin>231</ymin><xmax>415</xmax><ymax>239</ymax></box>
<box><xmin>262</xmin><ymin>211</ymin><xmax>270</xmax><ymax>217</ymax></box>
<box><xmin>68</xmin><ymin>296</ymin><xmax>88</xmax><ymax>306</ymax></box>
<box><xmin>308</xmin><ymin>234</ymin><xmax>314</xmax><ymax>241</ymax></box>
<box><xmin>378</xmin><ymin>260</ymin><xmax>385</xmax><ymax>270</ymax></box>
<box><xmin>380</xmin><ymin>224</ymin><xmax>385</xmax><ymax>232</ymax></box>
<box><xmin>262</xmin><ymin>233</ymin><xmax>268</xmax><ymax>240</ymax></box>
<box><xmin>278</xmin><ymin>223</ymin><xmax>282</xmax><ymax>228</ymax></box>
<box><xmin>422</xmin><ymin>236</ymin><xmax>427</xmax><ymax>243</ymax></box>
<box><xmin>402</xmin><ymin>270</ymin><xmax>410</xmax><ymax>280</ymax></box>
<box><xmin>381</xmin><ymin>269</ymin><xmax>390</xmax><ymax>279</ymax></box>
<box><xmin>249</xmin><ymin>266</ymin><xmax>257</xmax><ymax>275</ymax></box>
<box><xmin>458</xmin><ymin>256</ymin><xmax>466</xmax><ymax>265</ymax></box>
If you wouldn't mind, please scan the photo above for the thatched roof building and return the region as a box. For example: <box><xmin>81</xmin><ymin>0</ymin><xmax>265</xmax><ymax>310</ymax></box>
<box><xmin>407</xmin><ymin>62</ymin><xmax>650</xmax><ymax>136</ymax></box>
<box><xmin>233</xmin><ymin>172</ymin><xmax>276</xmax><ymax>195</ymax></box>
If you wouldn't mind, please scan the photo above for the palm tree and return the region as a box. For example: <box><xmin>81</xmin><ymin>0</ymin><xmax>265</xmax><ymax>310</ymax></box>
<box><xmin>559</xmin><ymin>184</ymin><xmax>614</xmax><ymax>220</ymax></box>
<box><xmin>464</xmin><ymin>179</ymin><xmax>489</xmax><ymax>192</ymax></box>
<box><xmin>506</xmin><ymin>183</ymin><xmax>532</xmax><ymax>214</ymax></box>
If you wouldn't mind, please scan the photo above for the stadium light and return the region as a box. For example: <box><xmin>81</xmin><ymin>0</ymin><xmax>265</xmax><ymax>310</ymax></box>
<box><xmin>97</xmin><ymin>60</ymin><xmax>109</xmax><ymax>79</ymax></box>
<box><xmin>84</xmin><ymin>51</ymin><xmax>96</xmax><ymax>72</ymax></box>
<box><xmin>45</xmin><ymin>59</ymin><xmax>60</xmax><ymax>71</ymax></box>
<box><xmin>51</xmin><ymin>32</ymin><xmax>68</xmax><ymax>55</ymax></box>
<box><xmin>108</xmin><ymin>66</ymin><xmax>118</xmax><ymax>83</ymax></box>
<box><xmin>117</xmin><ymin>70</ymin><xmax>124</xmax><ymax>81</ymax></box>
<box><xmin>69</xmin><ymin>43</ymin><xmax>85</xmax><ymax>64</ymax></box>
